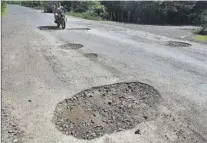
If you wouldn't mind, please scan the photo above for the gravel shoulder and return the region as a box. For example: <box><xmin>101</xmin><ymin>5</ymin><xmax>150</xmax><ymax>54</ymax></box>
<box><xmin>2</xmin><ymin>105</ymin><xmax>24</xmax><ymax>143</ymax></box>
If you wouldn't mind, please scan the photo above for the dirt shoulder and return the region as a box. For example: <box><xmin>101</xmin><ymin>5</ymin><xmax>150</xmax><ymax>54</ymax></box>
<box><xmin>2</xmin><ymin>104</ymin><xmax>24</xmax><ymax>143</ymax></box>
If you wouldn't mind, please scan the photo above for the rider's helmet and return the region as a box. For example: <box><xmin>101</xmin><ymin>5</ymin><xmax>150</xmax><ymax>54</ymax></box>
<box><xmin>57</xmin><ymin>2</ymin><xmax>61</xmax><ymax>7</ymax></box>
<box><xmin>53</xmin><ymin>3</ymin><xmax>56</xmax><ymax>9</ymax></box>
<box><xmin>53</xmin><ymin>1</ymin><xmax>61</xmax><ymax>8</ymax></box>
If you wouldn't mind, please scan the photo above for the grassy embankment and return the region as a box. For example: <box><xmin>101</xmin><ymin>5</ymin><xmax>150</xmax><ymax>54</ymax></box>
<box><xmin>1</xmin><ymin>2</ymin><xmax>7</xmax><ymax>16</ymax></box>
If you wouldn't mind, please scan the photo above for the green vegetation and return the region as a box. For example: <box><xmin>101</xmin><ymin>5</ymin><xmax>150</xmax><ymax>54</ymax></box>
<box><xmin>68</xmin><ymin>12</ymin><xmax>103</xmax><ymax>21</ymax></box>
<box><xmin>6</xmin><ymin>1</ymin><xmax>50</xmax><ymax>9</ymax></box>
<box><xmin>21</xmin><ymin>1</ymin><xmax>47</xmax><ymax>9</ymax></box>
<box><xmin>194</xmin><ymin>24</ymin><xmax>207</xmax><ymax>42</ymax></box>
<box><xmin>7</xmin><ymin>1</ymin><xmax>207</xmax><ymax>26</ymax></box>
<box><xmin>1</xmin><ymin>1</ymin><xmax>7</xmax><ymax>16</ymax></box>
<box><xmin>196</xmin><ymin>35</ymin><xmax>207</xmax><ymax>42</ymax></box>
<box><xmin>101</xmin><ymin>1</ymin><xmax>207</xmax><ymax>25</ymax></box>
<box><xmin>61</xmin><ymin>1</ymin><xmax>106</xmax><ymax>21</ymax></box>
<box><xmin>193</xmin><ymin>23</ymin><xmax>207</xmax><ymax>43</ymax></box>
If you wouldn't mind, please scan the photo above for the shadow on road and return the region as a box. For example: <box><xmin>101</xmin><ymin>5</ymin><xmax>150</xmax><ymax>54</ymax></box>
<box><xmin>38</xmin><ymin>26</ymin><xmax>60</xmax><ymax>30</ymax></box>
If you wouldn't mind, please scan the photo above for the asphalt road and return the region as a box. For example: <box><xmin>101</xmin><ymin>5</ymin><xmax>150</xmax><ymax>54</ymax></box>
<box><xmin>2</xmin><ymin>5</ymin><xmax>207</xmax><ymax>143</ymax></box>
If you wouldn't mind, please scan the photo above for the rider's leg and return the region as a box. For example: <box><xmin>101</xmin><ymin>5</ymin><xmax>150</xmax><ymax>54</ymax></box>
<box><xmin>54</xmin><ymin>14</ymin><xmax>58</xmax><ymax>23</ymax></box>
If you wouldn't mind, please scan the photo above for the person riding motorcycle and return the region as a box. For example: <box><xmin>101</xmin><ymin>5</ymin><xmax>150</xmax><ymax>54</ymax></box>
<box><xmin>53</xmin><ymin>2</ymin><xmax>64</xmax><ymax>23</ymax></box>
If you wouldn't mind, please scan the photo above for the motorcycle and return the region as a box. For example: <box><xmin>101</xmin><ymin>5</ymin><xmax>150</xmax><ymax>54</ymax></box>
<box><xmin>55</xmin><ymin>9</ymin><xmax>66</xmax><ymax>29</ymax></box>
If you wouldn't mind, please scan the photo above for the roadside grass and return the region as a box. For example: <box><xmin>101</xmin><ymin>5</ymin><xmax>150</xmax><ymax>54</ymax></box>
<box><xmin>1</xmin><ymin>2</ymin><xmax>7</xmax><ymax>16</ymax></box>
<box><xmin>67</xmin><ymin>12</ymin><xmax>103</xmax><ymax>21</ymax></box>
<box><xmin>196</xmin><ymin>35</ymin><xmax>207</xmax><ymax>42</ymax></box>
<box><xmin>192</xmin><ymin>26</ymin><xmax>207</xmax><ymax>42</ymax></box>
<box><xmin>2</xmin><ymin>8</ymin><xmax>7</xmax><ymax>16</ymax></box>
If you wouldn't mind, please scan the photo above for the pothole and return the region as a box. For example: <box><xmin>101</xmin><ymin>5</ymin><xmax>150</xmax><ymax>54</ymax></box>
<box><xmin>166</xmin><ymin>41</ymin><xmax>191</xmax><ymax>47</ymax></box>
<box><xmin>84</xmin><ymin>53</ymin><xmax>98</xmax><ymax>59</ymax></box>
<box><xmin>38</xmin><ymin>26</ymin><xmax>60</xmax><ymax>31</ymax></box>
<box><xmin>67</xmin><ymin>28</ymin><xmax>90</xmax><ymax>31</ymax></box>
<box><xmin>53</xmin><ymin>82</ymin><xmax>161</xmax><ymax>140</ymax></box>
<box><xmin>59</xmin><ymin>43</ymin><xmax>83</xmax><ymax>50</ymax></box>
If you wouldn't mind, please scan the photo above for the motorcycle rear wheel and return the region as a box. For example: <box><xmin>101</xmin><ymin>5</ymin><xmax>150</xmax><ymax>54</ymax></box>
<box><xmin>61</xmin><ymin>20</ymin><xmax>66</xmax><ymax>29</ymax></box>
<box><xmin>57</xmin><ymin>23</ymin><xmax>60</xmax><ymax>28</ymax></box>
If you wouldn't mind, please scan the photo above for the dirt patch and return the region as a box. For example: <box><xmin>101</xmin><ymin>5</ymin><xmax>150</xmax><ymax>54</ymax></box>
<box><xmin>59</xmin><ymin>43</ymin><xmax>83</xmax><ymax>50</ymax></box>
<box><xmin>53</xmin><ymin>82</ymin><xmax>161</xmax><ymax>140</ymax></box>
<box><xmin>84</xmin><ymin>53</ymin><xmax>98</xmax><ymax>59</ymax></box>
<box><xmin>166</xmin><ymin>41</ymin><xmax>191</xmax><ymax>47</ymax></box>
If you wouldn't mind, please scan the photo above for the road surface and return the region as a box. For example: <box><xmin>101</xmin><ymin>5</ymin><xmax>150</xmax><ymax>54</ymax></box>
<box><xmin>2</xmin><ymin>5</ymin><xmax>207</xmax><ymax>143</ymax></box>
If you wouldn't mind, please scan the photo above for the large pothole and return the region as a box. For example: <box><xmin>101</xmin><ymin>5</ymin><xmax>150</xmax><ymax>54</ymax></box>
<box><xmin>166</xmin><ymin>41</ymin><xmax>191</xmax><ymax>47</ymax></box>
<box><xmin>53</xmin><ymin>82</ymin><xmax>161</xmax><ymax>140</ymax></box>
<box><xmin>59</xmin><ymin>43</ymin><xmax>83</xmax><ymax>50</ymax></box>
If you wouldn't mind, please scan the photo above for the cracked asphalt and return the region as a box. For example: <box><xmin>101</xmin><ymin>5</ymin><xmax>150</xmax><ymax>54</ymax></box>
<box><xmin>2</xmin><ymin>5</ymin><xmax>207</xmax><ymax>143</ymax></box>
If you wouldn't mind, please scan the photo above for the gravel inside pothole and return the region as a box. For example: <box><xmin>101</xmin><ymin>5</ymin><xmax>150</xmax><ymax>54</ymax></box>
<box><xmin>53</xmin><ymin>82</ymin><xmax>161</xmax><ymax>140</ymax></box>
<box><xmin>59</xmin><ymin>43</ymin><xmax>83</xmax><ymax>50</ymax></box>
<box><xmin>166</xmin><ymin>41</ymin><xmax>191</xmax><ymax>47</ymax></box>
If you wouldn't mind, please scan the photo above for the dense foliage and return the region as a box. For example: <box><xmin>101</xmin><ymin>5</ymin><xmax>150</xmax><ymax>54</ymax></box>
<box><xmin>7</xmin><ymin>1</ymin><xmax>207</xmax><ymax>27</ymax></box>
<box><xmin>101</xmin><ymin>1</ymin><xmax>207</xmax><ymax>25</ymax></box>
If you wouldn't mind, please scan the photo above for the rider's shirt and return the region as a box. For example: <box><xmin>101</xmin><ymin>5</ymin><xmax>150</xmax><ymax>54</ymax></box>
<box><xmin>54</xmin><ymin>6</ymin><xmax>63</xmax><ymax>14</ymax></box>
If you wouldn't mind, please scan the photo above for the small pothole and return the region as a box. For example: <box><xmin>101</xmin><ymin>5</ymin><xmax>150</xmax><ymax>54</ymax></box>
<box><xmin>84</xmin><ymin>53</ymin><xmax>98</xmax><ymax>59</ymax></box>
<box><xmin>53</xmin><ymin>82</ymin><xmax>161</xmax><ymax>140</ymax></box>
<box><xmin>134</xmin><ymin>129</ymin><xmax>141</xmax><ymax>135</ymax></box>
<box><xmin>67</xmin><ymin>28</ymin><xmax>90</xmax><ymax>31</ymax></box>
<box><xmin>38</xmin><ymin>26</ymin><xmax>60</xmax><ymax>31</ymax></box>
<box><xmin>59</xmin><ymin>43</ymin><xmax>83</xmax><ymax>50</ymax></box>
<box><xmin>166</xmin><ymin>41</ymin><xmax>191</xmax><ymax>47</ymax></box>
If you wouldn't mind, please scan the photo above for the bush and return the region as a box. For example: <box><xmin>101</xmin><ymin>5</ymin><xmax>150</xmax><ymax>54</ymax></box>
<box><xmin>196</xmin><ymin>9</ymin><xmax>207</xmax><ymax>35</ymax></box>
<box><xmin>199</xmin><ymin>26</ymin><xmax>207</xmax><ymax>35</ymax></box>
<box><xmin>8</xmin><ymin>1</ymin><xmax>207</xmax><ymax>26</ymax></box>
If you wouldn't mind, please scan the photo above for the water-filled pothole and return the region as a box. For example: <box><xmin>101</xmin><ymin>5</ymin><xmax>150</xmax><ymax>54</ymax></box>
<box><xmin>53</xmin><ymin>82</ymin><xmax>161</xmax><ymax>140</ymax></box>
<box><xmin>166</xmin><ymin>41</ymin><xmax>191</xmax><ymax>47</ymax></box>
<box><xmin>84</xmin><ymin>53</ymin><xmax>98</xmax><ymax>59</ymax></box>
<box><xmin>59</xmin><ymin>43</ymin><xmax>83</xmax><ymax>50</ymax></box>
